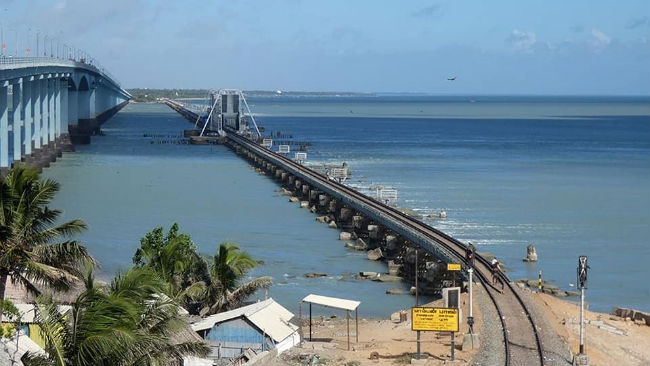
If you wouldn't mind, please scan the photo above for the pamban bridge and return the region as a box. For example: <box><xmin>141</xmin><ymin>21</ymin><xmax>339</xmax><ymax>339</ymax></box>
<box><xmin>3</xmin><ymin>57</ymin><xmax>595</xmax><ymax>366</ymax></box>
<box><xmin>0</xmin><ymin>56</ymin><xmax>130</xmax><ymax>174</ymax></box>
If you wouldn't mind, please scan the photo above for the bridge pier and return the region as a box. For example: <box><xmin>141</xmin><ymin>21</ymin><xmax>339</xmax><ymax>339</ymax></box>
<box><xmin>0</xmin><ymin>81</ymin><xmax>8</xmax><ymax>173</ymax></box>
<box><xmin>12</xmin><ymin>78</ymin><xmax>22</xmax><ymax>166</ymax></box>
<box><xmin>189</xmin><ymin>127</ymin><xmax>462</xmax><ymax>297</ymax></box>
<box><xmin>2</xmin><ymin>60</ymin><xmax>130</xmax><ymax>174</ymax></box>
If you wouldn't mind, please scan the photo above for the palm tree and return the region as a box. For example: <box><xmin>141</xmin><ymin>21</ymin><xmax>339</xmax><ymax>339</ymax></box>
<box><xmin>23</xmin><ymin>267</ymin><xmax>209</xmax><ymax>366</ymax></box>
<box><xmin>132</xmin><ymin>224</ymin><xmax>208</xmax><ymax>308</ymax></box>
<box><xmin>0</xmin><ymin>165</ymin><xmax>92</xmax><ymax>320</ymax></box>
<box><xmin>199</xmin><ymin>242</ymin><xmax>272</xmax><ymax>316</ymax></box>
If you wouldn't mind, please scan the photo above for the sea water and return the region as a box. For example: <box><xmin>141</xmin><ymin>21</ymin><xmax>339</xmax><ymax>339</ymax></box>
<box><xmin>44</xmin><ymin>96</ymin><xmax>650</xmax><ymax>316</ymax></box>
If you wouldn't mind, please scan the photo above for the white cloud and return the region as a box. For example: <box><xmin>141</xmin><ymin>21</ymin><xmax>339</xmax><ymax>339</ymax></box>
<box><xmin>591</xmin><ymin>29</ymin><xmax>611</xmax><ymax>48</ymax></box>
<box><xmin>508</xmin><ymin>29</ymin><xmax>536</xmax><ymax>51</ymax></box>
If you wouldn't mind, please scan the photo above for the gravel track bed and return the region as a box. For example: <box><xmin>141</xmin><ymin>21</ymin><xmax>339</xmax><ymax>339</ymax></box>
<box><xmin>473</xmin><ymin>285</ymin><xmax>506</xmax><ymax>366</ymax></box>
<box><xmin>515</xmin><ymin>286</ymin><xmax>574</xmax><ymax>366</ymax></box>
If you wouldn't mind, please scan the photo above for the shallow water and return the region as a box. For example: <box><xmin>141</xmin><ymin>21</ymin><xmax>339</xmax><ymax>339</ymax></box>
<box><xmin>44</xmin><ymin>96</ymin><xmax>650</xmax><ymax>316</ymax></box>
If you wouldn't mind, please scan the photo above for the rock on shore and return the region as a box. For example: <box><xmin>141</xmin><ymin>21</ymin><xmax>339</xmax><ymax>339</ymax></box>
<box><xmin>367</xmin><ymin>248</ymin><xmax>383</xmax><ymax>261</ymax></box>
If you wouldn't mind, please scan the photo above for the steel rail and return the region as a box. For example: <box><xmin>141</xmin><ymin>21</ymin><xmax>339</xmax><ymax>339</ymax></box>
<box><xmin>164</xmin><ymin>104</ymin><xmax>544</xmax><ymax>366</ymax></box>
<box><xmin>225</xmin><ymin>130</ymin><xmax>545</xmax><ymax>366</ymax></box>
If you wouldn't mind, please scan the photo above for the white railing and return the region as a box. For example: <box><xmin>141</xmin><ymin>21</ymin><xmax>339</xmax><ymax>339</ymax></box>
<box><xmin>0</xmin><ymin>56</ymin><xmax>122</xmax><ymax>88</ymax></box>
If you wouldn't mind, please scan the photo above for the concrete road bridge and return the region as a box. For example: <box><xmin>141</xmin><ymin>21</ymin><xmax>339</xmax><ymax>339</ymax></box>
<box><xmin>0</xmin><ymin>57</ymin><xmax>130</xmax><ymax>173</ymax></box>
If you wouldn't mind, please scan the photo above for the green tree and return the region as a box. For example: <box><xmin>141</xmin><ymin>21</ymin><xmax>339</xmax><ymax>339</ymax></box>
<box><xmin>199</xmin><ymin>242</ymin><xmax>272</xmax><ymax>316</ymax></box>
<box><xmin>23</xmin><ymin>266</ymin><xmax>209</xmax><ymax>366</ymax></box>
<box><xmin>132</xmin><ymin>224</ymin><xmax>207</xmax><ymax>308</ymax></box>
<box><xmin>0</xmin><ymin>166</ymin><xmax>92</xmax><ymax>320</ymax></box>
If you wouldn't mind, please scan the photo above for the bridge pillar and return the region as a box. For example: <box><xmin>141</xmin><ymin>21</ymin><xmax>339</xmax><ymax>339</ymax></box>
<box><xmin>22</xmin><ymin>77</ymin><xmax>33</xmax><ymax>157</ymax></box>
<box><xmin>54</xmin><ymin>77</ymin><xmax>61</xmax><ymax>139</ymax></box>
<box><xmin>33</xmin><ymin>77</ymin><xmax>44</xmax><ymax>150</ymax></box>
<box><xmin>12</xmin><ymin>78</ymin><xmax>22</xmax><ymax>165</ymax></box>
<box><xmin>1</xmin><ymin>81</ymin><xmax>8</xmax><ymax>169</ymax></box>
<box><xmin>60</xmin><ymin>78</ymin><xmax>68</xmax><ymax>137</ymax></box>
<box><xmin>68</xmin><ymin>88</ymin><xmax>78</xmax><ymax>128</ymax></box>
<box><xmin>42</xmin><ymin>76</ymin><xmax>51</xmax><ymax>146</ymax></box>
<box><xmin>48</xmin><ymin>77</ymin><xmax>56</xmax><ymax>144</ymax></box>
<box><xmin>89</xmin><ymin>85</ymin><xmax>96</xmax><ymax>119</ymax></box>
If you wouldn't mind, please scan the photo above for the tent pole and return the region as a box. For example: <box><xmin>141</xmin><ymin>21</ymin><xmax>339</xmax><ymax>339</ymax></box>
<box><xmin>347</xmin><ymin>310</ymin><xmax>351</xmax><ymax>351</ymax></box>
<box><xmin>299</xmin><ymin>302</ymin><xmax>303</xmax><ymax>346</ymax></box>
<box><xmin>309</xmin><ymin>303</ymin><xmax>312</xmax><ymax>341</ymax></box>
<box><xmin>355</xmin><ymin>308</ymin><xmax>359</xmax><ymax>343</ymax></box>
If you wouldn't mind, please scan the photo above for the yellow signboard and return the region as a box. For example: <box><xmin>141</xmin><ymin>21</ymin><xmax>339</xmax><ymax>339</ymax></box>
<box><xmin>412</xmin><ymin>307</ymin><xmax>459</xmax><ymax>332</ymax></box>
<box><xmin>447</xmin><ymin>263</ymin><xmax>461</xmax><ymax>271</ymax></box>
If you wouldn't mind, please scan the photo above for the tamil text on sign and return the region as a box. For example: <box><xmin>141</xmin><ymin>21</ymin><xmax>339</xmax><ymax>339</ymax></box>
<box><xmin>412</xmin><ymin>307</ymin><xmax>459</xmax><ymax>332</ymax></box>
<box><xmin>447</xmin><ymin>263</ymin><xmax>461</xmax><ymax>271</ymax></box>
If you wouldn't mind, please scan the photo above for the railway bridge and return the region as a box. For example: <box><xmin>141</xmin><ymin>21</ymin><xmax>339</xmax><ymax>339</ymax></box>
<box><xmin>0</xmin><ymin>57</ymin><xmax>130</xmax><ymax>173</ymax></box>
<box><xmin>165</xmin><ymin>97</ymin><xmax>553</xmax><ymax>366</ymax></box>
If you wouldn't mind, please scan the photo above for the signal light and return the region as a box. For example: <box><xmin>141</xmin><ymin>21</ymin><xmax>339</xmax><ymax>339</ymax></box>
<box><xmin>466</xmin><ymin>243</ymin><xmax>475</xmax><ymax>268</ymax></box>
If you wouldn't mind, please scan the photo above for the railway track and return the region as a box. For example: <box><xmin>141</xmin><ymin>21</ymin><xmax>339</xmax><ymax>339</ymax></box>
<box><xmin>225</xmin><ymin>131</ymin><xmax>546</xmax><ymax>366</ymax></box>
<box><xmin>162</xmin><ymin>102</ymin><xmax>546</xmax><ymax>365</ymax></box>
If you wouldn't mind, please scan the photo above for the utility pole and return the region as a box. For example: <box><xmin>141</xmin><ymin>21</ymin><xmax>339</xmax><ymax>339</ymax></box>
<box><xmin>574</xmin><ymin>255</ymin><xmax>590</xmax><ymax>366</ymax></box>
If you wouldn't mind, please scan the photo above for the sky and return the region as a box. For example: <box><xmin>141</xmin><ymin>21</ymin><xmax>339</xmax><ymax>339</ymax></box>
<box><xmin>2</xmin><ymin>0</ymin><xmax>649</xmax><ymax>95</ymax></box>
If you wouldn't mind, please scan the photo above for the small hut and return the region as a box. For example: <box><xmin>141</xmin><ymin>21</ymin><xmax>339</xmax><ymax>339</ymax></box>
<box><xmin>191</xmin><ymin>298</ymin><xmax>299</xmax><ymax>361</ymax></box>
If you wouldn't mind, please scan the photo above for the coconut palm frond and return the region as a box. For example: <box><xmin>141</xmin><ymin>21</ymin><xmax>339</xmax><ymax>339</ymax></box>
<box><xmin>23</xmin><ymin>261</ymin><xmax>75</xmax><ymax>292</ymax></box>
<box><xmin>34</xmin><ymin>295</ymin><xmax>68</xmax><ymax>366</ymax></box>
<box><xmin>226</xmin><ymin>276</ymin><xmax>273</xmax><ymax>310</ymax></box>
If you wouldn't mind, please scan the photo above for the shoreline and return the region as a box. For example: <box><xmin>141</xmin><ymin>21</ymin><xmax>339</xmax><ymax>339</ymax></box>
<box><xmin>268</xmin><ymin>287</ymin><xmax>649</xmax><ymax>366</ymax></box>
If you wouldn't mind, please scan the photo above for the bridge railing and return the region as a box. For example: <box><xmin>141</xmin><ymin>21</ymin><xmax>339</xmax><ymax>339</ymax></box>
<box><xmin>0</xmin><ymin>56</ymin><xmax>122</xmax><ymax>88</ymax></box>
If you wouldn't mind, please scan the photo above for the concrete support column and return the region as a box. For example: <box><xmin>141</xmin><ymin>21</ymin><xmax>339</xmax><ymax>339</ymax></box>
<box><xmin>1</xmin><ymin>82</ymin><xmax>9</xmax><ymax>168</ymax></box>
<box><xmin>22</xmin><ymin>78</ymin><xmax>33</xmax><ymax>156</ymax></box>
<box><xmin>48</xmin><ymin>77</ymin><xmax>56</xmax><ymax>143</ymax></box>
<box><xmin>78</xmin><ymin>88</ymin><xmax>89</xmax><ymax>120</ymax></box>
<box><xmin>89</xmin><ymin>85</ymin><xmax>96</xmax><ymax>119</ymax></box>
<box><xmin>41</xmin><ymin>77</ymin><xmax>50</xmax><ymax>146</ymax></box>
<box><xmin>60</xmin><ymin>79</ymin><xmax>68</xmax><ymax>135</ymax></box>
<box><xmin>32</xmin><ymin>78</ymin><xmax>42</xmax><ymax>150</ymax></box>
<box><xmin>68</xmin><ymin>88</ymin><xmax>78</xmax><ymax>128</ymax></box>
<box><xmin>54</xmin><ymin>77</ymin><xmax>61</xmax><ymax>138</ymax></box>
<box><xmin>12</xmin><ymin>78</ymin><xmax>22</xmax><ymax>163</ymax></box>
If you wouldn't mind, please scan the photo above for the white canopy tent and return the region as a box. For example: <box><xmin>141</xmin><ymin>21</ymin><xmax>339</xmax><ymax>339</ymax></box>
<box><xmin>300</xmin><ymin>294</ymin><xmax>361</xmax><ymax>350</ymax></box>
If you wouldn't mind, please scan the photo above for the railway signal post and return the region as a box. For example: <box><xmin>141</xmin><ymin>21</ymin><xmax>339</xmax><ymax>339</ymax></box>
<box><xmin>462</xmin><ymin>243</ymin><xmax>480</xmax><ymax>350</ymax></box>
<box><xmin>574</xmin><ymin>255</ymin><xmax>590</xmax><ymax>366</ymax></box>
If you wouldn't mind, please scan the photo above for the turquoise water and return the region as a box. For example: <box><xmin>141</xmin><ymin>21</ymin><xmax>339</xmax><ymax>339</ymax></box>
<box><xmin>44</xmin><ymin>96</ymin><xmax>650</xmax><ymax>315</ymax></box>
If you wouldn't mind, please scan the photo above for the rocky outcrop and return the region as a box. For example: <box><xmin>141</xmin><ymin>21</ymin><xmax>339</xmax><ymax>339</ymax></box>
<box><xmin>523</xmin><ymin>244</ymin><xmax>538</xmax><ymax>262</ymax></box>
<box><xmin>612</xmin><ymin>307</ymin><xmax>650</xmax><ymax>326</ymax></box>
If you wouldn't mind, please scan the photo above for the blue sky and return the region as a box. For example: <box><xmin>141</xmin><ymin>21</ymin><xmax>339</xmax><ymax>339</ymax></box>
<box><xmin>2</xmin><ymin>0</ymin><xmax>649</xmax><ymax>94</ymax></box>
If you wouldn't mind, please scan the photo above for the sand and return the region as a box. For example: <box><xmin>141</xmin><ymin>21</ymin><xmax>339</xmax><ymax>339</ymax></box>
<box><xmin>272</xmin><ymin>290</ymin><xmax>649</xmax><ymax>366</ymax></box>
<box><xmin>530</xmin><ymin>292</ymin><xmax>650</xmax><ymax>366</ymax></box>
<box><xmin>279</xmin><ymin>292</ymin><xmax>479</xmax><ymax>366</ymax></box>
